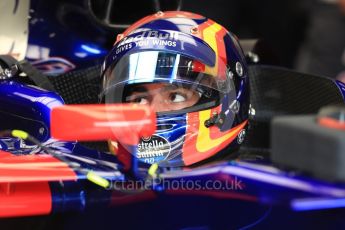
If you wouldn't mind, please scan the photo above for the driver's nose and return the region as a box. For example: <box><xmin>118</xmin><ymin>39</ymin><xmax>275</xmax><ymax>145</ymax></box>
<box><xmin>150</xmin><ymin>94</ymin><xmax>170</xmax><ymax>113</ymax></box>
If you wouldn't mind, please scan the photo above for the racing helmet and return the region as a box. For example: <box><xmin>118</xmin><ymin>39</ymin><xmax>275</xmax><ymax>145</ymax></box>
<box><xmin>100</xmin><ymin>11</ymin><xmax>249</xmax><ymax>167</ymax></box>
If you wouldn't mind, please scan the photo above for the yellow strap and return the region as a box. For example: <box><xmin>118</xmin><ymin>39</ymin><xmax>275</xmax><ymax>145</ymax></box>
<box><xmin>87</xmin><ymin>171</ymin><xmax>110</xmax><ymax>188</ymax></box>
<box><xmin>148</xmin><ymin>163</ymin><xmax>159</xmax><ymax>178</ymax></box>
<box><xmin>11</xmin><ymin>130</ymin><xmax>29</xmax><ymax>140</ymax></box>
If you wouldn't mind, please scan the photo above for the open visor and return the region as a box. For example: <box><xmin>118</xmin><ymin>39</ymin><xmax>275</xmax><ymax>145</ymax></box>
<box><xmin>102</xmin><ymin>51</ymin><xmax>236</xmax><ymax>114</ymax></box>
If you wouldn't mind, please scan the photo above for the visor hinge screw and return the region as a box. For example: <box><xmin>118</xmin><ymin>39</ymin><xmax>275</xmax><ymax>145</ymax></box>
<box><xmin>204</xmin><ymin>112</ymin><xmax>226</xmax><ymax>128</ymax></box>
<box><xmin>155</xmin><ymin>11</ymin><xmax>164</xmax><ymax>17</ymax></box>
<box><xmin>235</xmin><ymin>62</ymin><xmax>244</xmax><ymax>77</ymax></box>
<box><xmin>190</xmin><ymin>26</ymin><xmax>199</xmax><ymax>35</ymax></box>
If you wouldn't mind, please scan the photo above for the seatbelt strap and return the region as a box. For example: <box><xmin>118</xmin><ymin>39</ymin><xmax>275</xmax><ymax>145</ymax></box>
<box><xmin>18</xmin><ymin>60</ymin><xmax>55</xmax><ymax>91</ymax></box>
<box><xmin>0</xmin><ymin>55</ymin><xmax>55</xmax><ymax>91</ymax></box>
<box><xmin>0</xmin><ymin>55</ymin><xmax>18</xmax><ymax>67</ymax></box>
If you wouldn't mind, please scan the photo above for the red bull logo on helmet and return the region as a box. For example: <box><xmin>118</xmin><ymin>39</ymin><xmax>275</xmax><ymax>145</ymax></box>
<box><xmin>117</xmin><ymin>30</ymin><xmax>179</xmax><ymax>47</ymax></box>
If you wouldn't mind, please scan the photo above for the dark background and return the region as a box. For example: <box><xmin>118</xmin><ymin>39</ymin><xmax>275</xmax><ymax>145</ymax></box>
<box><xmin>89</xmin><ymin>0</ymin><xmax>310</xmax><ymax>68</ymax></box>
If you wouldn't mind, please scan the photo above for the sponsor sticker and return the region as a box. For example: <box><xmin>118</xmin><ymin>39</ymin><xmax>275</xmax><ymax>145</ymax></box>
<box><xmin>137</xmin><ymin>135</ymin><xmax>171</xmax><ymax>164</ymax></box>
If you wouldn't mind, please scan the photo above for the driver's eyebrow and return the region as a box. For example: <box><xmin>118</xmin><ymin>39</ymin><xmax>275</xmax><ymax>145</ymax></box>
<box><xmin>162</xmin><ymin>84</ymin><xmax>188</xmax><ymax>91</ymax></box>
<box><xmin>124</xmin><ymin>86</ymin><xmax>149</xmax><ymax>102</ymax></box>
<box><xmin>129</xmin><ymin>86</ymin><xmax>148</xmax><ymax>93</ymax></box>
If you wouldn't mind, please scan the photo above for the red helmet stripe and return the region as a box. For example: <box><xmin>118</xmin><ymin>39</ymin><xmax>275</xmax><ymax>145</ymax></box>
<box><xmin>215</xmin><ymin>27</ymin><xmax>228</xmax><ymax>79</ymax></box>
<box><xmin>182</xmin><ymin>109</ymin><xmax>248</xmax><ymax>166</ymax></box>
<box><xmin>122</xmin><ymin>11</ymin><xmax>204</xmax><ymax>38</ymax></box>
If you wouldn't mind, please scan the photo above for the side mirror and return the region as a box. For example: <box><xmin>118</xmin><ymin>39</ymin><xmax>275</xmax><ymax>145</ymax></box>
<box><xmin>51</xmin><ymin>104</ymin><xmax>156</xmax><ymax>145</ymax></box>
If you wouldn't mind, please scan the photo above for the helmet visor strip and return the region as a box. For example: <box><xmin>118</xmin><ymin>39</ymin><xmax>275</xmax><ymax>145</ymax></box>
<box><xmin>103</xmin><ymin>51</ymin><xmax>236</xmax><ymax>114</ymax></box>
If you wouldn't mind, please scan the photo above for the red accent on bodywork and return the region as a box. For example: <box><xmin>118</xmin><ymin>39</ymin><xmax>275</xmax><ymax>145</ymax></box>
<box><xmin>110</xmin><ymin>190</ymin><xmax>156</xmax><ymax>206</ymax></box>
<box><xmin>0</xmin><ymin>182</ymin><xmax>52</xmax><ymax>217</ymax></box>
<box><xmin>165</xmin><ymin>189</ymin><xmax>258</xmax><ymax>202</ymax></box>
<box><xmin>318</xmin><ymin>117</ymin><xmax>345</xmax><ymax>130</ymax></box>
<box><xmin>116</xmin><ymin>144</ymin><xmax>132</xmax><ymax>171</ymax></box>
<box><xmin>0</xmin><ymin>150</ymin><xmax>77</xmax><ymax>183</ymax></box>
<box><xmin>51</xmin><ymin>104</ymin><xmax>156</xmax><ymax>145</ymax></box>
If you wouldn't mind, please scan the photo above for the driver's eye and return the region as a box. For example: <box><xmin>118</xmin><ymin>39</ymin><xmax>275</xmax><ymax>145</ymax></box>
<box><xmin>132</xmin><ymin>97</ymin><xmax>149</xmax><ymax>104</ymax></box>
<box><xmin>169</xmin><ymin>92</ymin><xmax>187</xmax><ymax>103</ymax></box>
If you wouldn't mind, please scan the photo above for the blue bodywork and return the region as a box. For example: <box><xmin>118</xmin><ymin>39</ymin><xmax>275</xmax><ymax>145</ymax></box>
<box><xmin>1</xmin><ymin>78</ymin><xmax>345</xmax><ymax>226</ymax></box>
<box><xmin>0</xmin><ymin>80</ymin><xmax>63</xmax><ymax>142</ymax></box>
<box><xmin>1</xmin><ymin>0</ymin><xmax>345</xmax><ymax>229</ymax></box>
<box><xmin>27</xmin><ymin>0</ymin><xmax>109</xmax><ymax>75</ymax></box>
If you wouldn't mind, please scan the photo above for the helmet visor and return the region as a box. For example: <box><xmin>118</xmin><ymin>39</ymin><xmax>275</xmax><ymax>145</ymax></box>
<box><xmin>102</xmin><ymin>51</ymin><xmax>235</xmax><ymax>113</ymax></box>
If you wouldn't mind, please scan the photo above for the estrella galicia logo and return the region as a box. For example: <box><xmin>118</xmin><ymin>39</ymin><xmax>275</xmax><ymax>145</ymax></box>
<box><xmin>137</xmin><ymin>135</ymin><xmax>171</xmax><ymax>164</ymax></box>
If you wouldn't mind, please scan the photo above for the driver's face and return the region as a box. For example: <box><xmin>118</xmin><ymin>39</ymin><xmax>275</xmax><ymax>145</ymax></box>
<box><xmin>125</xmin><ymin>83</ymin><xmax>200</xmax><ymax>112</ymax></box>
